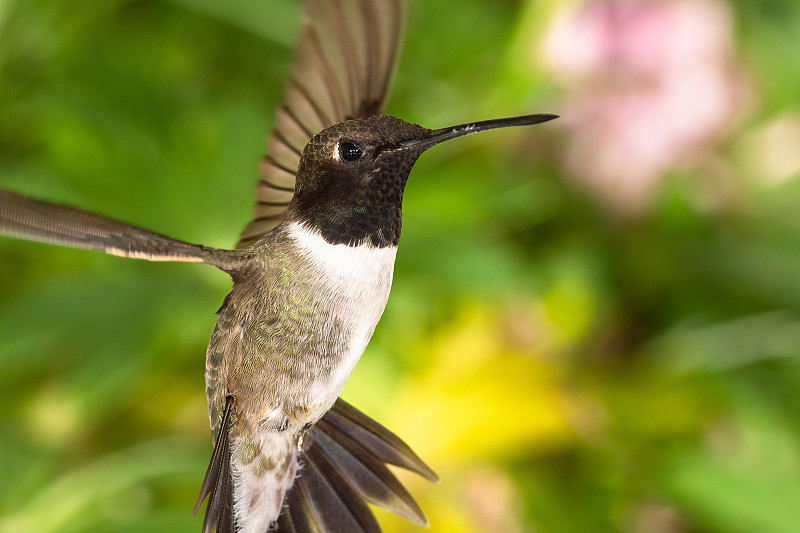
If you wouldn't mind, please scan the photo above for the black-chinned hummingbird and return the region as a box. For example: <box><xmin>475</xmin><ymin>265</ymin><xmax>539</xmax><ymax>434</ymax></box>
<box><xmin>0</xmin><ymin>0</ymin><xmax>556</xmax><ymax>532</ymax></box>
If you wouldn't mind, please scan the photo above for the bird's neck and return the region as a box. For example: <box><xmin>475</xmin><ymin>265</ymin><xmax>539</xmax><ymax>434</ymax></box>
<box><xmin>286</xmin><ymin>194</ymin><xmax>403</xmax><ymax>248</ymax></box>
<box><xmin>283</xmin><ymin>220</ymin><xmax>399</xmax><ymax>274</ymax></box>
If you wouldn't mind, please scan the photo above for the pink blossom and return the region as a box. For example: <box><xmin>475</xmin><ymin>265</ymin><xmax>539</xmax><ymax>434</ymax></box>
<box><xmin>542</xmin><ymin>0</ymin><xmax>745</xmax><ymax>213</ymax></box>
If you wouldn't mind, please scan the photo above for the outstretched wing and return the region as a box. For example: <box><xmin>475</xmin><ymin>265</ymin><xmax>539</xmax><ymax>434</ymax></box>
<box><xmin>0</xmin><ymin>189</ymin><xmax>210</xmax><ymax>263</ymax></box>
<box><xmin>236</xmin><ymin>0</ymin><xmax>407</xmax><ymax>247</ymax></box>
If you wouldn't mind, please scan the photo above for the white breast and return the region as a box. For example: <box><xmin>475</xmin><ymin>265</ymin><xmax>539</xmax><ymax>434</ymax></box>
<box><xmin>286</xmin><ymin>222</ymin><xmax>398</xmax><ymax>412</ymax></box>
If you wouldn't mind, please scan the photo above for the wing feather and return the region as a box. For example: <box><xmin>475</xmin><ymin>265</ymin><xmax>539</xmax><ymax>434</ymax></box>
<box><xmin>195</xmin><ymin>395</ymin><xmax>236</xmax><ymax>533</ymax></box>
<box><xmin>237</xmin><ymin>0</ymin><xmax>406</xmax><ymax>247</ymax></box>
<box><xmin>0</xmin><ymin>189</ymin><xmax>210</xmax><ymax>263</ymax></box>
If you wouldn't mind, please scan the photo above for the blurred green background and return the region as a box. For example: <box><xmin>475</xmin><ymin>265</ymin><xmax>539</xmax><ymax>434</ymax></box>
<box><xmin>1</xmin><ymin>0</ymin><xmax>800</xmax><ymax>532</ymax></box>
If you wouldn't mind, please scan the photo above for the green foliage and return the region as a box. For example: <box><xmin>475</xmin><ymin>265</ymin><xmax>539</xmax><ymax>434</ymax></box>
<box><xmin>1</xmin><ymin>1</ymin><xmax>800</xmax><ymax>532</ymax></box>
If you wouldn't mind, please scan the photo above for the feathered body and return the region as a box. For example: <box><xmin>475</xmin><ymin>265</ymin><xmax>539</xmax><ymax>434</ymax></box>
<box><xmin>207</xmin><ymin>222</ymin><xmax>396</xmax><ymax>531</ymax></box>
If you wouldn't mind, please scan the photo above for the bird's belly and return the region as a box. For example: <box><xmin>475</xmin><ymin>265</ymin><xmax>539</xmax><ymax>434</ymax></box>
<box><xmin>230</xmin><ymin>428</ymin><xmax>299</xmax><ymax>533</ymax></box>
<box><xmin>301</xmin><ymin>305</ymin><xmax>380</xmax><ymax>420</ymax></box>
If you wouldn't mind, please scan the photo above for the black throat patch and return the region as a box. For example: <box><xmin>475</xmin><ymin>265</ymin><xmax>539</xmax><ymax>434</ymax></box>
<box><xmin>286</xmin><ymin>184</ymin><xmax>404</xmax><ymax>248</ymax></box>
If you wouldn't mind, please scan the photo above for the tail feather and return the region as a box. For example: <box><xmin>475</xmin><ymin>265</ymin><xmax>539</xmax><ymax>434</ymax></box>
<box><xmin>322</xmin><ymin>399</ymin><xmax>439</xmax><ymax>482</ymax></box>
<box><xmin>196</xmin><ymin>397</ymin><xmax>436</xmax><ymax>533</ymax></box>
<box><xmin>273</xmin><ymin>398</ymin><xmax>436</xmax><ymax>532</ymax></box>
<box><xmin>281</xmin><ymin>482</ymin><xmax>318</xmax><ymax>533</ymax></box>
<box><xmin>313</xmin><ymin>417</ymin><xmax>428</xmax><ymax>525</ymax></box>
<box><xmin>275</xmin><ymin>505</ymin><xmax>298</xmax><ymax>533</ymax></box>
<box><xmin>292</xmin><ymin>442</ymin><xmax>383</xmax><ymax>533</ymax></box>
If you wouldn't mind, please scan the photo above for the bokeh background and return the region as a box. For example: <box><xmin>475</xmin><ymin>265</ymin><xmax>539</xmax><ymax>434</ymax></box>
<box><xmin>1</xmin><ymin>0</ymin><xmax>799</xmax><ymax>532</ymax></box>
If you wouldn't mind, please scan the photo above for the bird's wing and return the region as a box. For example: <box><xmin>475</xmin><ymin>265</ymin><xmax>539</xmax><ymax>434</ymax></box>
<box><xmin>236</xmin><ymin>0</ymin><xmax>407</xmax><ymax>248</ymax></box>
<box><xmin>0</xmin><ymin>189</ymin><xmax>211</xmax><ymax>263</ymax></box>
<box><xmin>194</xmin><ymin>395</ymin><xmax>235</xmax><ymax>533</ymax></box>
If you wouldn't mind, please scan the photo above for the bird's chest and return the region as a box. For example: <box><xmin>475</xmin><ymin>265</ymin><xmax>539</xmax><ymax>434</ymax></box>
<box><xmin>221</xmin><ymin>224</ymin><xmax>398</xmax><ymax>427</ymax></box>
<box><xmin>291</xmin><ymin>228</ymin><xmax>397</xmax><ymax>403</ymax></box>
<box><xmin>300</xmin><ymin>234</ymin><xmax>396</xmax><ymax>368</ymax></box>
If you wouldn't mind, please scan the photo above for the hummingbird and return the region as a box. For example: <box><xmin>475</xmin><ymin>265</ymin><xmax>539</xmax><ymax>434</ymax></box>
<box><xmin>0</xmin><ymin>0</ymin><xmax>556</xmax><ymax>531</ymax></box>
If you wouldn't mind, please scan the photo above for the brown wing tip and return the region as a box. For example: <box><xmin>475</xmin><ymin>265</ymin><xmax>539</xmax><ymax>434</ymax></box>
<box><xmin>195</xmin><ymin>396</ymin><xmax>235</xmax><ymax>533</ymax></box>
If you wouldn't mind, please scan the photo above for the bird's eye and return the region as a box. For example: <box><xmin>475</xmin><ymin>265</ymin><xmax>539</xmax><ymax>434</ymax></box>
<box><xmin>338</xmin><ymin>141</ymin><xmax>364</xmax><ymax>163</ymax></box>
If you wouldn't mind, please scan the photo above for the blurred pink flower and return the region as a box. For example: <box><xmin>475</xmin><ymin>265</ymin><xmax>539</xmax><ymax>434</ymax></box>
<box><xmin>542</xmin><ymin>0</ymin><xmax>746</xmax><ymax>213</ymax></box>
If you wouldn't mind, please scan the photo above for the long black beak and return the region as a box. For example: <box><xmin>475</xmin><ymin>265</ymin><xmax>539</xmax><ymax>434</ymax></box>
<box><xmin>402</xmin><ymin>113</ymin><xmax>558</xmax><ymax>151</ymax></box>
